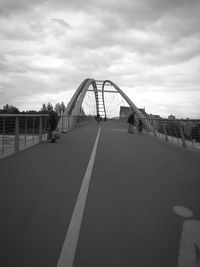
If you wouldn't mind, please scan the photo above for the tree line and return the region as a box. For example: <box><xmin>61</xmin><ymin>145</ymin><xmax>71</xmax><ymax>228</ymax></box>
<box><xmin>0</xmin><ymin>102</ymin><xmax>66</xmax><ymax>115</ymax></box>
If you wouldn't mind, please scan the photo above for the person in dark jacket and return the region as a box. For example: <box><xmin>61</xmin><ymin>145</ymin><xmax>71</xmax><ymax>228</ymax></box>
<box><xmin>95</xmin><ymin>113</ymin><xmax>100</xmax><ymax>124</ymax></box>
<box><xmin>127</xmin><ymin>112</ymin><xmax>135</xmax><ymax>133</ymax></box>
<box><xmin>49</xmin><ymin>112</ymin><xmax>58</xmax><ymax>142</ymax></box>
<box><xmin>138</xmin><ymin>119</ymin><xmax>143</xmax><ymax>134</ymax></box>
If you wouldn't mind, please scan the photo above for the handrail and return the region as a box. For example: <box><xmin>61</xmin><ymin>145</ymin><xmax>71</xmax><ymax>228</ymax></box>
<box><xmin>0</xmin><ymin>114</ymin><xmax>93</xmax><ymax>159</ymax></box>
<box><xmin>57</xmin><ymin>114</ymin><xmax>93</xmax><ymax>133</ymax></box>
<box><xmin>0</xmin><ymin>114</ymin><xmax>49</xmax><ymax>159</ymax></box>
<box><xmin>148</xmin><ymin>118</ymin><xmax>200</xmax><ymax>150</ymax></box>
<box><xmin>0</xmin><ymin>114</ymin><xmax>49</xmax><ymax>117</ymax></box>
<box><xmin>120</xmin><ymin>117</ymin><xmax>200</xmax><ymax>150</ymax></box>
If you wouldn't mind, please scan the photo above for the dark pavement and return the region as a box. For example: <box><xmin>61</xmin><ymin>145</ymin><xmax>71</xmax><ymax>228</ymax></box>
<box><xmin>0</xmin><ymin>120</ymin><xmax>200</xmax><ymax>267</ymax></box>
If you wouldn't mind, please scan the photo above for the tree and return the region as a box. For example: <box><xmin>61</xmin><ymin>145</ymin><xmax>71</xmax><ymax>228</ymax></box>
<box><xmin>40</xmin><ymin>102</ymin><xmax>54</xmax><ymax>114</ymax></box>
<box><xmin>47</xmin><ymin>102</ymin><xmax>53</xmax><ymax>113</ymax></box>
<box><xmin>2</xmin><ymin>104</ymin><xmax>20</xmax><ymax>114</ymax></box>
<box><xmin>40</xmin><ymin>103</ymin><xmax>47</xmax><ymax>113</ymax></box>
<box><xmin>55</xmin><ymin>102</ymin><xmax>66</xmax><ymax>115</ymax></box>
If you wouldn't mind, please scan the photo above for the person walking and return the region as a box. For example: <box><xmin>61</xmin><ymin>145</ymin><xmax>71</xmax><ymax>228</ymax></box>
<box><xmin>138</xmin><ymin>119</ymin><xmax>143</xmax><ymax>134</ymax></box>
<box><xmin>127</xmin><ymin>112</ymin><xmax>135</xmax><ymax>133</ymax></box>
<box><xmin>95</xmin><ymin>113</ymin><xmax>100</xmax><ymax>124</ymax></box>
<box><xmin>49</xmin><ymin>112</ymin><xmax>58</xmax><ymax>143</ymax></box>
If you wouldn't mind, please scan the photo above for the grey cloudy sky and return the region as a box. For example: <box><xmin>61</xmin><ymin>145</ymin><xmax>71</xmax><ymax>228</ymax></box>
<box><xmin>0</xmin><ymin>0</ymin><xmax>200</xmax><ymax>118</ymax></box>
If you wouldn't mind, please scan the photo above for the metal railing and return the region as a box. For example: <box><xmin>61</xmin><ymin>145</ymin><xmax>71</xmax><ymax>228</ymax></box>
<box><xmin>0</xmin><ymin>114</ymin><xmax>49</xmax><ymax>159</ymax></box>
<box><xmin>57</xmin><ymin>115</ymin><xmax>94</xmax><ymax>133</ymax></box>
<box><xmin>120</xmin><ymin>117</ymin><xmax>200</xmax><ymax>150</ymax></box>
<box><xmin>146</xmin><ymin>118</ymin><xmax>200</xmax><ymax>150</ymax></box>
<box><xmin>1</xmin><ymin>113</ymin><xmax>199</xmax><ymax>159</ymax></box>
<box><xmin>0</xmin><ymin>114</ymin><xmax>93</xmax><ymax>159</ymax></box>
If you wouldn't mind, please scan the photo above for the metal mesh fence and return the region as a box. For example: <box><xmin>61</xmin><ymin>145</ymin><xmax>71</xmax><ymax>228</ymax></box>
<box><xmin>0</xmin><ymin>115</ymin><xmax>49</xmax><ymax>159</ymax></box>
<box><xmin>119</xmin><ymin>117</ymin><xmax>200</xmax><ymax>150</ymax></box>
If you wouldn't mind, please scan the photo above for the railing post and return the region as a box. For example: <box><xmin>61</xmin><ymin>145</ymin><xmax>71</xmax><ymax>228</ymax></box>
<box><xmin>145</xmin><ymin>119</ymin><xmax>149</xmax><ymax>134</ymax></box>
<box><xmin>179</xmin><ymin>121</ymin><xmax>186</xmax><ymax>148</ymax></box>
<box><xmin>174</xmin><ymin>122</ymin><xmax>180</xmax><ymax>144</ymax></box>
<box><xmin>153</xmin><ymin>120</ymin><xmax>157</xmax><ymax>137</ymax></box>
<box><xmin>2</xmin><ymin>117</ymin><xmax>5</xmax><ymax>156</ymax></box>
<box><xmin>39</xmin><ymin>116</ymin><xmax>42</xmax><ymax>142</ymax></box>
<box><xmin>163</xmin><ymin>123</ymin><xmax>168</xmax><ymax>142</ymax></box>
<box><xmin>15</xmin><ymin>117</ymin><xmax>19</xmax><ymax>153</ymax></box>
<box><xmin>32</xmin><ymin>117</ymin><xmax>35</xmax><ymax>143</ymax></box>
<box><xmin>44</xmin><ymin>116</ymin><xmax>47</xmax><ymax>138</ymax></box>
<box><xmin>24</xmin><ymin>117</ymin><xmax>27</xmax><ymax>146</ymax></box>
<box><xmin>67</xmin><ymin>116</ymin><xmax>69</xmax><ymax>131</ymax></box>
<box><xmin>61</xmin><ymin>115</ymin><xmax>64</xmax><ymax>132</ymax></box>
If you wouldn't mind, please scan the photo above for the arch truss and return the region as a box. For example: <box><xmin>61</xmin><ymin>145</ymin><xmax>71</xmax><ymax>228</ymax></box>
<box><xmin>65</xmin><ymin>78</ymin><xmax>146</xmax><ymax>119</ymax></box>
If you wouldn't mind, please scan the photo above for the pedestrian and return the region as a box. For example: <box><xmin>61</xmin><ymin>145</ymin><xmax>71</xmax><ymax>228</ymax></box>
<box><xmin>138</xmin><ymin>119</ymin><xmax>143</xmax><ymax>134</ymax></box>
<box><xmin>49</xmin><ymin>112</ymin><xmax>58</xmax><ymax>143</ymax></box>
<box><xmin>95</xmin><ymin>113</ymin><xmax>100</xmax><ymax>124</ymax></box>
<box><xmin>127</xmin><ymin>112</ymin><xmax>135</xmax><ymax>133</ymax></box>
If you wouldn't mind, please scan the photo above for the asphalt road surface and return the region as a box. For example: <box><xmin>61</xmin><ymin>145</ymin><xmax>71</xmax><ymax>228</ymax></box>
<box><xmin>0</xmin><ymin>120</ymin><xmax>199</xmax><ymax>267</ymax></box>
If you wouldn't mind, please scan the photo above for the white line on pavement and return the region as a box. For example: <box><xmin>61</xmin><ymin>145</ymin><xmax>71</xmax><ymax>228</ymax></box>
<box><xmin>57</xmin><ymin>127</ymin><xmax>101</xmax><ymax>267</ymax></box>
<box><xmin>177</xmin><ymin>220</ymin><xmax>200</xmax><ymax>267</ymax></box>
<box><xmin>173</xmin><ymin>205</ymin><xmax>200</xmax><ymax>267</ymax></box>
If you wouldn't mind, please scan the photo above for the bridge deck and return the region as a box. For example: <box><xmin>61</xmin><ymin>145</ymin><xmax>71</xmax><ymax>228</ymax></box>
<box><xmin>0</xmin><ymin>120</ymin><xmax>199</xmax><ymax>267</ymax></box>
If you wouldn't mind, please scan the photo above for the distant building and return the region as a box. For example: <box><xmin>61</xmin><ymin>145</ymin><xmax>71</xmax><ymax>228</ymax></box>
<box><xmin>147</xmin><ymin>113</ymin><xmax>162</xmax><ymax>119</ymax></box>
<box><xmin>120</xmin><ymin>106</ymin><xmax>147</xmax><ymax>118</ymax></box>
<box><xmin>138</xmin><ymin>108</ymin><xmax>147</xmax><ymax>116</ymax></box>
<box><xmin>119</xmin><ymin>106</ymin><xmax>131</xmax><ymax>118</ymax></box>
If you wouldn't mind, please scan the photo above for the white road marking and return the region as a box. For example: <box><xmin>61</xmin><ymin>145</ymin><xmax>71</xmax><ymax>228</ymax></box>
<box><xmin>173</xmin><ymin>205</ymin><xmax>193</xmax><ymax>218</ymax></box>
<box><xmin>177</xmin><ymin>220</ymin><xmax>200</xmax><ymax>267</ymax></box>
<box><xmin>57</xmin><ymin>128</ymin><xmax>101</xmax><ymax>267</ymax></box>
<box><xmin>173</xmin><ymin>206</ymin><xmax>200</xmax><ymax>267</ymax></box>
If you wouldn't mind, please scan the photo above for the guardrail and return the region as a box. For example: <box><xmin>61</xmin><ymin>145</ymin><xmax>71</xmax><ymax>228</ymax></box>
<box><xmin>0</xmin><ymin>114</ymin><xmax>49</xmax><ymax>159</ymax></box>
<box><xmin>121</xmin><ymin>117</ymin><xmax>200</xmax><ymax>150</ymax></box>
<box><xmin>57</xmin><ymin>115</ymin><xmax>93</xmax><ymax>133</ymax></box>
<box><xmin>146</xmin><ymin>118</ymin><xmax>200</xmax><ymax>150</ymax></box>
<box><xmin>0</xmin><ymin>114</ymin><xmax>93</xmax><ymax>159</ymax></box>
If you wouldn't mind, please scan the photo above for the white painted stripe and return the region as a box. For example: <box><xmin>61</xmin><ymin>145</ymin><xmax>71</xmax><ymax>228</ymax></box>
<box><xmin>177</xmin><ymin>219</ymin><xmax>200</xmax><ymax>267</ymax></box>
<box><xmin>173</xmin><ymin>205</ymin><xmax>193</xmax><ymax>218</ymax></box>
<box><xmin>57</xmin><ymin>127</ymin><xmax>101</xmax><ymax>267</ymax></box>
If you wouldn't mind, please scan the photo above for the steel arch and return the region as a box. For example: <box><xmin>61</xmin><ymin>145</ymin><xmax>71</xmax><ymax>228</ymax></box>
<box><xmin>102</xmin><ymin>80</ymin><xmax>146</xmax><ymax>119</ymax></box>
<box><xmin>64</xmin><ymin>78</ymin><xmax>99</xmax><ymax>115</ymax></box>
<box><xmin>65</xmin><ymin>78</ymin><xmax>146</xmax><ymax>119</ymax></box>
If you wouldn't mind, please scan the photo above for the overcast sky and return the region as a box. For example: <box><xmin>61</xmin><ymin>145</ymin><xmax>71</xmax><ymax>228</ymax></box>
<box><xmin>0</xmin><ymin>0</ymin><xmax>200</xmax><ymax>118</ymax></box>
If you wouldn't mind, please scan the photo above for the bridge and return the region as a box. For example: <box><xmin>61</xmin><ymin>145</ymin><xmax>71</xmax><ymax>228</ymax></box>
<box><xmin>0</xmin><ymin>79</ymin><xmax>200</xmax><ymax>267</ymax></box>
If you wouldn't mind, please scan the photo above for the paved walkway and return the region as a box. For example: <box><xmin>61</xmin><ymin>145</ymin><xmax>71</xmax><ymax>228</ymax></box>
<box><xmin>0</xmin><ymin>120</ymin><xmax>199</xmax><ymax>267</ymax></box>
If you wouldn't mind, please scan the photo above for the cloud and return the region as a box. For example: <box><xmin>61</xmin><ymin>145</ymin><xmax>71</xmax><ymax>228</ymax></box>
<box><xmin>0</xmin><ymin>0</ymin><xmax>199</xmax><ymax>117</ymax></box>
<box><xmin>51</xmin><ymin>18</ymin><xmax>72</xmax><ymax>28</ymax></box>
<box><xmin>0</xmin><ymin>7</ymin><xmax>11</xmax><ymax>18</ymax></box>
